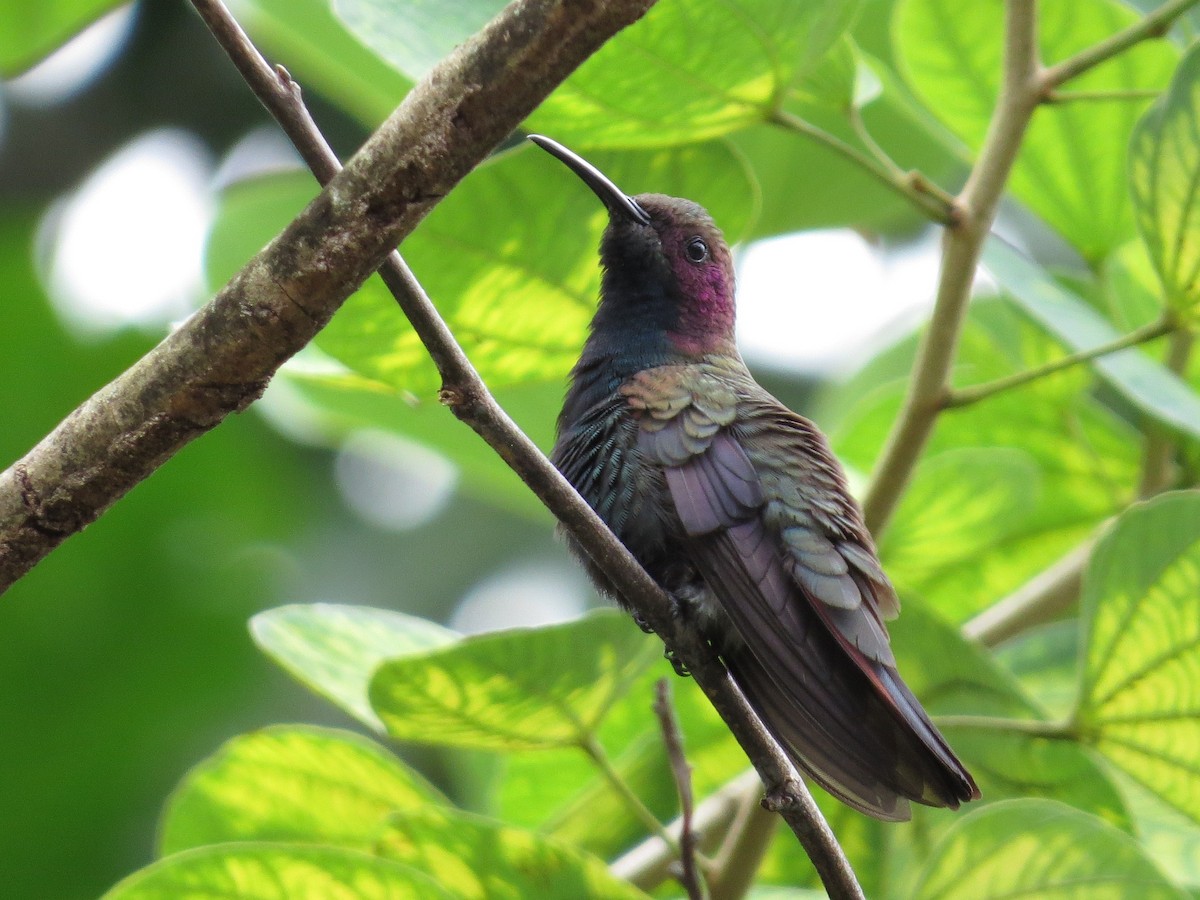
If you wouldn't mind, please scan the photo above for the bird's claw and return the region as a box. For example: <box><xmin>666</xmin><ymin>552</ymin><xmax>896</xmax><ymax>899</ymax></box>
<box><xmin>664</xmin><ymin>647</ymin><xmax>690</xmax><ymax>678</ymax></box>
<box><xmin>632</xmin><ymin>611</ymin><xmax>656</xmax><ymax>635</ymax></box>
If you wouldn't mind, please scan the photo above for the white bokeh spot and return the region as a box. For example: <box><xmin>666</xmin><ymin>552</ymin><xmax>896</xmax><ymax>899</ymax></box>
<box><xmin>41</xmin><ymin>128</ymin><xmax>215</xmax><ymax>336</ymax></box>
<box><xmin>737</xmin><ymin>229</ymin><xmax>942</xmax><ymax>375</ymax></box>
<box><xmin>334</xmin><ymin>429</ymin><xmax>458</xmax><ymax>532</ymax></box>
<box><xmin>7</xmin><ymin>5</ymin><xmax>137</xmax><ymax>107</ymax></box>
<box><xmin>450</xmin><ymin>562</ymin><xmax>590</xmax><ymax>635</ymax></box>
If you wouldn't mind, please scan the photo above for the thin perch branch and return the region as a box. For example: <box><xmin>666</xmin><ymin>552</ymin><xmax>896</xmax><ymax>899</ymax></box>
<box><xmin>181</xmin><ymin>2</ymin><xmax>865</xmax><ymax>897</ymax></box>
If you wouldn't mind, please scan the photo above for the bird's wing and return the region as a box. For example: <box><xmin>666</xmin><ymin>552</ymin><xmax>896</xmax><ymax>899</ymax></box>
<box><xmin>622</xmin><ymin>366</ymin><xmax>978</xmax><ymax>818</ymax></box>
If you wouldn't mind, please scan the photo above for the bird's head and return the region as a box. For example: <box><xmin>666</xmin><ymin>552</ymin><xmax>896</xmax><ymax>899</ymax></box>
<box><xmin>530</xmin><ymin>135</ymin><xmax>737</xmax><ymax>359</ymax></box>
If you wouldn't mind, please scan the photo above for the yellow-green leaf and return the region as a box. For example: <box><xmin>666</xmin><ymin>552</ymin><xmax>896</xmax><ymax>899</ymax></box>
<box><xmin>880</xmin><ymin>447</ymin><xmax>1042</xmax><ymax>597</ymax></box>
<box><xmin>895</xmin><ymin>0</ymin><xmax>1177</xmax><ymax>259</ymax></box>
<box><xmin>376</xmin><ymin>806</ymin><xmax>651</xmax><ymax>899</ymax></box>
<box><xmin>913</xmin><ymin>799</ymin><xmax>1184</xmax><ymax>899</ymax></box>
<box><xmin>1130</xmin><ymin>42</ymin><xmax>1200</xmax><ymax>313</ymax></box>
<box><xmin>158</xmin><ymin>726</ymin><xmax>445</xmax><ymax>855</ymax></box>
<box><xmin>335</xmin><ymin>0</ymin><xmax>860</xmax><ymax>147</ymax></box>
<box><xmin>1077</xmin><ymin>490</ymin><xmax>1200</xmax><ymax>825</ymax></box>
<box><xmin>251</xmin><ymin>604</ymin><xmax>458</xmax><ymax>729</ymax></box>
<box><xmin>103</xmin><ymin>844</ymin><xmax>452</xmax><ymax>899</ymax></box>
<box><xmin>368</xmin><ymin>610</ymin><xmax>660</xmax><ymax>751</ymax></box>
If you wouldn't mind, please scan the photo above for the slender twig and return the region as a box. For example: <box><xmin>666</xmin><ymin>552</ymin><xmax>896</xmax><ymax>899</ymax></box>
<box><xmin>1139</xmin><ymin>327</ymin><xmax>1195</xmax><ymax>496</ymax></box>
<box><xmin>653</xmin><ymin>679</ymin><xmax>707</xmax><ymax>900</ymax></box>
<box><xmin>770</xmin><ymin>109</ymin><xmax>958</xmax><ymax>225</ymax></box>
<box><xmin>862</xmin><ymin>0</ymin><xmax>1042</xmax><ymax>535</ymax></box>
<box><xmin>934</xmin><ymin>715</ymin><xmax>1076</xmax><ymax>739</ymax></box>
<box><xmin>186</xmin><ymin>2</ymin><xmax>865</xmax><ymax>897</ymax></box>
<box><xmin>944</xmin><ymin>316</ymin><xmax>1175</xmax><ymax>408</ymax></box>
<box><xmin>1045</xmin><ymin>88</ymin><xmax>1163</xmax><ymax>103</ymax></box>
<box><xmin>0</xmin><ymin>0</ymin><xmax>659</xmax><ymax>590</ymax></box>
<box><xmin>1039</xmin><ymin>0</ymin><xmax>1200</xmax><ymax>93</ymax></box>
<box><xmin>847</xmin><ymin>105</ymin><xmax>905</xmax><ymax>181</ymax></box>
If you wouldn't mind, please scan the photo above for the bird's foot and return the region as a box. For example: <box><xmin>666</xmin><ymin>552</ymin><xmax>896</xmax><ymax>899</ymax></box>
<box><xmin>664</xmin><ymin>646</ymin><xmax>690</xmax><ymax>678</ymax></box>
<box><xmin>631</xmin><ymin>610</ymin><xmax>656</xmax><ymax>635</ymax></box>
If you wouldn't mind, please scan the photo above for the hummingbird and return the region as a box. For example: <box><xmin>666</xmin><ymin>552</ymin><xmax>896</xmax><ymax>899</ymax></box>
<box><xmin>530</xmin><ymin>134</ymin><xmax>979</xmax><ymax>821</ymax></box>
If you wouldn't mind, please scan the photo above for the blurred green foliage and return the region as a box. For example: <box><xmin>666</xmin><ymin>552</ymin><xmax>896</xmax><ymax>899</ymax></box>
<box><xmin>6</xmin><ymin>0</ymin><xmax>1200</xmax><ymax>897</ymax></box>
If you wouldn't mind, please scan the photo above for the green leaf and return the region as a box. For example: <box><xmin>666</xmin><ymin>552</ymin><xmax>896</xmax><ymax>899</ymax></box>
<box><xmin>1130</xmin><ymin>42</ymin><xmax>1200</xmax><ymax>313</ymax></box>
<box><xmin>1114</xmin><ymin>773</ymin><xmax>1200</xmax><ymax>893</ymax></box>
<box><xmin>251</xmin><ymin>604</ymin><xmax>458</xmax><ymax>729</ymax></box>
<box><xmin>890</xmin><ymin>604</ymin><xmax>1129</xmax><ymax>829</ymax></box>
<box><xmin>491</xmin><ymin>665</ymin><xmax>744</xmax><ymax>857</ymax></box>
<box><xmin>1104</xmin><ymin>239</ymin><xmax>1171</xmax><ymax>333</ymax></box>
<box><xmin>879</xmin><ymin>447</ymin><xmax>1042</xmax><ymax>598</ymax></box>
<box><xmin>0</xmin><ymin>0</ymin><xmax>125</xmax><ymax>76</ymax></box>
<box><xmin>831</xmin><ymin>299</ymin><xmax>1139</xmax><ymax>622</ymax></box>
<box><xmin>994</xmin><ymin>620</ymin><xmax>1081</xmax><ymax>722</ymax></box>
<box><xmin>1077</xmin><ymin>491</ymin><xmax>1200</xmax><ymax>826</ymax></box>
<box><xmin>916</xmin><ymin>799</ymin><xmax>1184</xmax><ymax>899</ymax></box>
<box><xmin>895</xmin><ymin>0</ymin><xmax>1177</xmax><ymax>259</ymax></box>
<box><xmin>984</xmin><ymin>240</ymin><xmax>1200</xmax><ymax>441</ymax></box>
<box><xmin>158</xmin><ymin>726</ymin><xmax>445</xmax><ymax>855</ymax></box>
<box><xmin>103</xmin><ymin>844</ymin><xmax>451</xmax><ymax>899</ymax></box>
<box><xmin>335</xmin><ymin>0</ymin><xmax>859</xmax><ymax>147</ymax></box>
<box><xmin>230</xmin><ymin>0</ymin><xmax>411</xmax><ymax>126</ymax></box>
<box><xmin>331</xmin><ymin>0</ymin><xmax>500</xmax><ymax>81</ymax></box>
<box><xmin>532</xmin><ymin>0</ymin><xmax>860</xmax><ymax>146</ymax></box>
<box><xmin>369</xmin><ymin>610</ymin><xmax>660</xmax><ymax>751</ymax></box>
<box><xmin>375</xmin><ymin>806</ymin><xmax>651</xmax><ymax>899</ymax></box>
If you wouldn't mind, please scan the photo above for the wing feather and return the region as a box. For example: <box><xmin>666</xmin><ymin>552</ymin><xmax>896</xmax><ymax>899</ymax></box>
<box><xmin>628</xmin><ymin>372</ymin><xmax>978</xmax><ymax>816</ymax></box>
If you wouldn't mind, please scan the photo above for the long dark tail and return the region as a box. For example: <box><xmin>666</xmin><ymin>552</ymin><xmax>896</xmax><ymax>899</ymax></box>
<box><xmin>723</xmin><ymin>637</ymin><xmax>979</xmax><ymax>821</ymax></box>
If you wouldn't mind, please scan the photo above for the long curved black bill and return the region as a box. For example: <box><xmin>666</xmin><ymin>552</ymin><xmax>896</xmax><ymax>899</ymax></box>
<box><xmin>528</xmin><ymin>134</ymin><xmax>651</xmax><ymax>226</ymax></box>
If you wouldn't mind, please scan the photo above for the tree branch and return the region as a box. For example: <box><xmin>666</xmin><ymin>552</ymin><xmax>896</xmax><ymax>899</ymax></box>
<box><xmin>771</xmin><ymin>108</ymin><xmax>959</xmax><ymax>226</ymax></box>
<box><xmin>862</xmin><ymin>0</ymin><xmax>1042</xmax><ymax>535</ymax></box>
<box><xmin>178</xmin><ymin>2</ymin><xmax>865</xmax><ymax>896</ymax></box>
<box><xmin>1039</xmin><ymin>0</ymin><xmax>1200</xmax><ymax>93</ymax></box>
<box><xmin>0</xmin><ymin>0</ymin><xmax>656</xmax><ymax>590</ymax></box>
<box><xmin>944</xmin><ymin>316</ymin><xmax>1175</xmax><ymax>409</ymax></box>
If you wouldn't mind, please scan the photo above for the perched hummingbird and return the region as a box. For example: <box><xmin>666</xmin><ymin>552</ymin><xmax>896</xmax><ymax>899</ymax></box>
<box><xmin>530</xmin><ymin>134</ymin><xmax>979</xmax><ymax>821</ymax></box>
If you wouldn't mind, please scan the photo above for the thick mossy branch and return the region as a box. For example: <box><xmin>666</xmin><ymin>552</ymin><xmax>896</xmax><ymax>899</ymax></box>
<box><xmin>0</xmin><ymin>0</ymin><xmax>656</xmax><ymax>591</ymax></box>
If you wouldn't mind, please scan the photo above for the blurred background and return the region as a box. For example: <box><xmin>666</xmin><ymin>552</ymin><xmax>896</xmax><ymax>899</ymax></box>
<box><xmin>0</xmin><ymin>2</ymin><xmax>952</xmax><ymax>896</ymax></box>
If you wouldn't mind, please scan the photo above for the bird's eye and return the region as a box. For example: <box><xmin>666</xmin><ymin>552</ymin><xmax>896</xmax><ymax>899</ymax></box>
<box><xmin>685</xmin><ymin>237</ymin><xmax>709</xmax><ymax>263</ymax></box>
